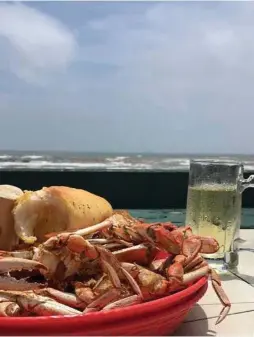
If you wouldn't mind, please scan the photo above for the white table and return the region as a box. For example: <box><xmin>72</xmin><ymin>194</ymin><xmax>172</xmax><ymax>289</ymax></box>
<box><xmin>173</xmin><ymin>230</ymin><xmax>254</xmax><ymax>336</ymax></box>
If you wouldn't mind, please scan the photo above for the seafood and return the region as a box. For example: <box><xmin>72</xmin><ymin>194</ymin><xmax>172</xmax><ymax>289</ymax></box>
<box><xmin>98</xmin><ymin>212</ymin><xmax>219</xmax><ymax>256</ymax></box>
<box><xmin>0</xmin><ymin>210</ymin><xmax>230</xmax><ymax>325</ymax></box>
<box><xmin>0</xmin><ymin>291</ymin><xmax>81</xmax><ymax>316</ymax></box>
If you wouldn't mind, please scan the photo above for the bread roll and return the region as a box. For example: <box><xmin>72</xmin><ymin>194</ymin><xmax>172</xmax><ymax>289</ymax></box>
<box><xmin>0</xmin><ymin>185</ymin><xmax>23</xmax><ymax>250</ymax></box>
<box><xmin>13</xmin><ymin>186</ymin><xmax>113</xmax><ymax>244</ymax></box>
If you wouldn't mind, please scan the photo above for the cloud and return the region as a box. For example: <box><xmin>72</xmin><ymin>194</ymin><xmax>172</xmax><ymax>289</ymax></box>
<box><xmin>0</xmin><ymin>2</ymin><xmax>78</xmax><ymax>84</ymax></box>
<box><xmin>82</xmin><ymin>3</ymin><xmax>254</xmax><ymax>101</ymax></box>
<box><xmin>69</xmin><ymin>2</ymin><xmax>254</xmax><ymax>153</ymax></box>
<box><xmin>1</xmin><ymin>2</ymin><xmax>254</xmax><ymax>153</ymax></box>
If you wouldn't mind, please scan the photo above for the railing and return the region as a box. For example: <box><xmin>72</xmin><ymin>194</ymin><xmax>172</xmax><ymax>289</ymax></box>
<box><xmin>1</xmin><ymin>169</ymin><xmax>254</xmax><ymax>209</ymax></box>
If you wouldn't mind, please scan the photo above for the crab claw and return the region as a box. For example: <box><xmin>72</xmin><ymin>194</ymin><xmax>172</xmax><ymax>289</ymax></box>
<box><xmin>0</xmin><ymin>302</ymin><xmax>21</xmax><ymax>317</ymax></box>
<box><xmin>0</xmin><ymin>293</ymin><xmax>21</xmax><ymax>317</ymax></box>
<box><xmin>0</xmin><ymin>257</ymin><xmax>47</xmax><ymax>273</ymax></box>
<box><xmin>194</xmin><ymin>236</ymin><xmax>220</xmax><ymax>254</ymax></box>
<box><xmin>0</xmin><ymin>276</ymin><xmax>45</xmax><ymax>291</ymax></box>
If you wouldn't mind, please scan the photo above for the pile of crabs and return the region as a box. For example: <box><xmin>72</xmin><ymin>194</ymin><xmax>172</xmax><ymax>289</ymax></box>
<box><xmin>0</xmin><ymin>211</ymin><xmax>230</xmax><ymax>324</ymax></box>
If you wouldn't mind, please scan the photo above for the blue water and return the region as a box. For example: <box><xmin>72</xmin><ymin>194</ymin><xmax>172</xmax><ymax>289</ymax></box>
<box><xmin>0</xmin><ymin>151</ymin><xmax>254</xmax><ymax>172</ymax></box>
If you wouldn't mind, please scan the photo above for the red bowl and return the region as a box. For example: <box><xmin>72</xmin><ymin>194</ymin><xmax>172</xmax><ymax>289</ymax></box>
<box><xmin>0</xmin><ymin>276</ymin><xmax>208</xmax><ymax>336</ymax></box>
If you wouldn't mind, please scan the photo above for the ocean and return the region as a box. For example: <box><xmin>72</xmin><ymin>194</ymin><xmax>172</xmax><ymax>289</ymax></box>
<box><xmin>0</xmin><ymin>151</ymin><xmax>254</xmax><ymax>171</ymax></box>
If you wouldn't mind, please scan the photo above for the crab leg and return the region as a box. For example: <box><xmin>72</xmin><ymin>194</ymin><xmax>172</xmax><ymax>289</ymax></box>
<box><xmin>88</xmin><ymin>238</ymin><xmax>133</xmax><ymax>250</ymax></box>
<box><xmin>0</xmin><ymin>257</ymin><xmax>46</xmax><ymax>273</ymax></box>
<box><xmin>111</xmin><ymin>239</ymin><xmax>134</xmax><ymax>248</ymax></box>
<box><xmin>83</xmin><ymin>288</ymin><xmax>121</xmax><ymax>313</ymax></box>
<box><xmin>103</xmin><ymin>243</ymin><xmax>127</xmax><ymax>250</ymax></box>
<box><xmin>182</xmin><ymin>266</ymin><xmax>210</xmax><ymax>284</ymax></box>
<box><xmin>35</xmin><ymin>288</ymin><xmax>87</xmax><ymax>309</ymax></box>
<box><xmin>191</xmin><ymin>260</ymin><xmax>208</xmax><ymax>271</ymax></box>
<box><xmin>0</xmin><ymin>276</ymin><xmax>45</xmax><ymax>291</ymax></box>
<box><xmin>182</xmin><ymin>237</ymin><xmax>202</xmax><ymax>266</ymax></box>
<box><xmin>120</xmin><ymin>266</ymin><xmax>143</xmax><ymax>298</ymax></box>
<box><xmin>210</xmin><ymin>269</ymin><xmax>231</xmax><ymax>325</ymax></box>
<box><xmin>102</xmin><ymin>294</ymin><xmax>142</xmax><ymax>311</ymax></box>
<box><xmin>0</xmin><ymin>294</ymin><xmax>22</xmax><ymax>317</ymax></box>
<box><xmin>0</xmin><ymin>249</ymin><xmax>34</xmax><ymax>260</ymax></box>
<box><xmin>0</xmin><ymin>291</ymin><xmax>81</xmax><ymax>316</ymax></box>
<box><xmin>88</xmin><ymin>239</ymin><xmax>132</xmax><ymax>250</ymax></box>
<box><xmin>98</xmin><ymin>246</ymin><xmax>143</xmax><ymax>296</ymax></box>
<box><xmin>44</xmin><ymin>218</ymin><xmax>114</xmax><ymax>239</ymax></box>
<box><xmin>149</xmin><ymin>258</ymin><xmax>167</xmax><ymax>273</ymax></box>
<box><xmin>101</xmin><ymin>259</ymin><xmax>121</xmax><ymax>288</ymax></box>
<box><xmin>23</xmin><ymin>295</ymin><xmax>82</xmax><ymax>316</ymax></box>
<box><xmin>183</xmin><ymin>256</ymin><xmax>205</xmax><ymax>272</ymax></box>
<box><xmin>87</xmin><ymin>239</ymin><xmax>112</xmax><ymax>245</ymax></box>
<box><xmin>113</xmin><ymin>244</ymin><xmax>157</xmax><ymax>265</ymax></box>
<box><xmin>182</xmin><ymin>266</ymin><xmax>231</xmax><ymax>324</ymax></box>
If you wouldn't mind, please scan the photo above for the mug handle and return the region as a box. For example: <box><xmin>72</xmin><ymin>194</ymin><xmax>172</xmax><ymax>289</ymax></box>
<box><xmin>239</xmin><ymin>174</ymin><xmax>254</xmax><ymax>193</ymax></box>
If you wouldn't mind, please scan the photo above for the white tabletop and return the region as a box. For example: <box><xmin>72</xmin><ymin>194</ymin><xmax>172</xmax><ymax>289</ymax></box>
<box><xmin>173</xmin><ymin>229</ymin><xmax>254</xmax><ymax>336</ymax></box>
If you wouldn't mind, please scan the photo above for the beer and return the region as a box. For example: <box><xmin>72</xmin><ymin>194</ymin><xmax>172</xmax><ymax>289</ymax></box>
<box><xmin>186</xmin><ymin>183</ymin><xmax>241</xmax><ymax>259</ymax></box>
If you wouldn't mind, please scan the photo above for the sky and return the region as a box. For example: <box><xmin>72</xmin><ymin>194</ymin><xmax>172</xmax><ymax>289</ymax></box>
<box><xmin>1</xmin><ymin>1</ymin><xmax>254</xmax><ymax>154</ymax></box>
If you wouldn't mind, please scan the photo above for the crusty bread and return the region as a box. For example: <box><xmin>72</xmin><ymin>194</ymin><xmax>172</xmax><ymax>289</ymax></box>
<box><xmin>13</xmin><ymin>186</ymin><xmax>113</xmax><ymax>244</ymax></box>
<box><xmin>0</xmin><ymin>185</ymin><xmax>23</xmax><ymax>250</ymax></box>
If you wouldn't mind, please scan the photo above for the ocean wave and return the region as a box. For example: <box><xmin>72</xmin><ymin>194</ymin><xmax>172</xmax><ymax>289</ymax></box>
<box><xmin>0</xmin><ymin>161</ymin><xmax>154</xmax><ymax>171</ymax></box>
<box><xmin>161</xmin><ymin>158</ymin><xmax>190</xmax><ymax>166</ymax></box>
<box><xmin>20</xmin><ymin>155</ymin><xmax>44</xmax><ymax>160</ymax></box>
<box><xmin>105</xmin><ymin>156</ymin><xmax>129</xmax><ymax>162</ymax></box>
<box><xmin>0</xmin><ymin>153</ymin><xmax>254</xmax><ymax>171</ymax></box>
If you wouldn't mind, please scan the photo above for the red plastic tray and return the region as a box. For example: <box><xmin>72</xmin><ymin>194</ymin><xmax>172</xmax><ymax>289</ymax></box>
<box><xmin>0</xmin><ymin>276</ymin><xmax>208</xmax><ymax>336</ymax></box>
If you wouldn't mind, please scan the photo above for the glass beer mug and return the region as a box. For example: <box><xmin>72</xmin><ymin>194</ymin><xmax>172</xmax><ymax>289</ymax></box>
<box><xmin>186</xmin><ymin>159</ymin><xmax>254</xmax><ymax>271</ymax></box>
